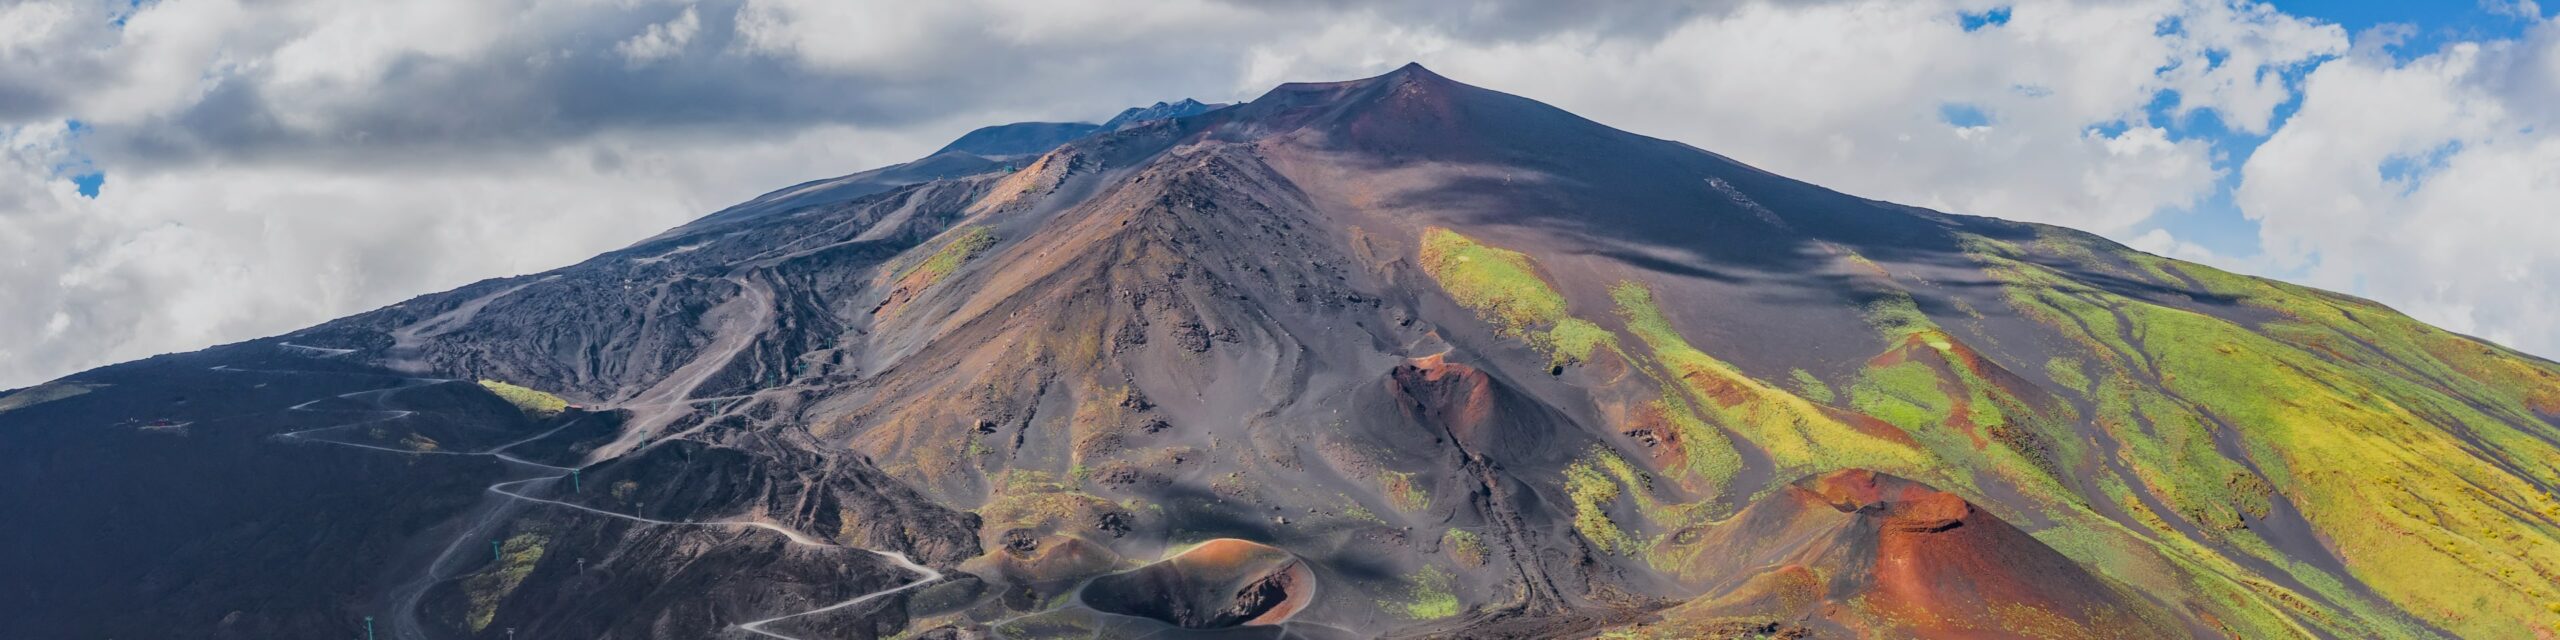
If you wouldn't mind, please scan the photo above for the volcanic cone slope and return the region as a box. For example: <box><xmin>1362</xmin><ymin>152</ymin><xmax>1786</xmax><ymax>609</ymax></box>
<box><xmin>7</xmin><ymin>64</ymin><xmax>2560</xmax><ymax>639</ymax></box>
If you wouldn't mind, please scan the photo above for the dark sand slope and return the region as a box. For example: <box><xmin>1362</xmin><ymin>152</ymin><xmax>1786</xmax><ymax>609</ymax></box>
<box><xmin>7</xmin><ymin>64</ymin><xmax>2560</xmax><ymax>639</ymax></box>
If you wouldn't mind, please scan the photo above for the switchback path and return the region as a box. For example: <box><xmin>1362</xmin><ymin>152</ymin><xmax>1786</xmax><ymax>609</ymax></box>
<box><xmin>231</xmin><ymin>362</ymin><xmax>939</xmax><ymax>640</ymax></box>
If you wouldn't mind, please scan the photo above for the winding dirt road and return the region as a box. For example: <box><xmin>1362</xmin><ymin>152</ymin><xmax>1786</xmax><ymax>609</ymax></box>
<box><xmin>232</xmin><ymin>361</ymin><xmax>939</xmax><ymax>639</ymax></box>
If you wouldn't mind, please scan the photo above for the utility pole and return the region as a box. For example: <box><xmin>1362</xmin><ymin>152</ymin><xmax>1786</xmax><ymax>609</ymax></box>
<box><xmin>492</xmin><ymin>538</ymin><xmax>504</xmax><ymax>563</ymax></box>
<box><xmin>570</xmin><ymin>468</ymin><xmax>580</xmax><ymax>492</ymax></box>
<box><xmin>507</xmin><ymin>627</ymin><xmax>517</xmax><ymax>640</ymax></box>
<box><xmin>364</xmin><ymin>616</ymin><xmax>374</xmax><ymax>640</ymax></box>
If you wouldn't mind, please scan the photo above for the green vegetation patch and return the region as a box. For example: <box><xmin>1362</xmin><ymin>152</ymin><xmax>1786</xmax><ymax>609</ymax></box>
<box><xmin>897</xmin><ymin>225</ymin><xmax>998</xmax><ymax>288</ymax></box>
<box><xmin>1859</xmin><ymin>292</ymin><xmax>1936</xmax><ymax>341</ymax></box>
<box><xmin>477</xmin><ymin>379</ymin><xmax>568</xmax><ymax>418</ymax></box>
<box><xmin>1442</xmin><ymin>529</ymin><xmax>1487</xmax><ymax>568</ymax></box>
<box><xmin>1965</xmin><ymin>231</ymin><xmax>2560</xmax><ymax>638</ymax></box>
<box><xmin>1650</xmin><ymin>393</ymin><xmax>1743</xmax><ymax>494</ymax></box>
<box><xmin>1394</xmin><ymin>565</ymin><xmax>1461</xmax><ymax>620</ymax></box>
<box><xmin>463</xmin><ymin>531</ymin><xmax>549</xmax><ymax>632</ymax></box>
<box><xmin>1566</xmin><ymin>452</ymin><xmax>1640</xmax><ymax>555</ymax></box>
<box><xmin>1609</xmin><ymin>280</ymin><xmax>1931</xmax><ymax>483</ymax></box>
<box><xmin>1418</xmin><ymin>228</ymin><xmax>1616</xmax><ymax>364</ymax></box>
<box><xmin>2043</xmin><ymin>357</ymin><xmax>2090</xmax><ymax>393</ymax></box>
<box><xmin>1379</xmin><ymin>470</ymin><xmax>1430</xmax><ymax>513</ymax></box>
<box><xmin>1341</xmin><ymin>495</ymin><xmax>1386</xmax><ymax>525</ymax></box>
<box><xmin>1788</xmin><ymin>369</ymin><xmax>1834</xmax><ymax>404</ymax></box>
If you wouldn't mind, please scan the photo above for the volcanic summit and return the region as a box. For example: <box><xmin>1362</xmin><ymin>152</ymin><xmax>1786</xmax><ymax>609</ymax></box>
<box><xmin>6</xmin><ymin>64</ymin><xmax>2560</xmax><ymax>639</ymax></box>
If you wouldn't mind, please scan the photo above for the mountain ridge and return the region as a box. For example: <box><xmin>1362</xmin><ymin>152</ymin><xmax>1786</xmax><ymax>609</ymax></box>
<box><xmin>5</xmin><ymin>63</ymin><xmax>2559</xmax><ymax>639</ymax></box>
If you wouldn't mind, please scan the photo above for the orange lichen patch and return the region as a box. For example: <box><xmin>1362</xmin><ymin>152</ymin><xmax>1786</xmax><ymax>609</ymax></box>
<box><xmin>1080</xmin><ymin>538</ymin><xmax>1315</xmax><ymax>629</ymax></box>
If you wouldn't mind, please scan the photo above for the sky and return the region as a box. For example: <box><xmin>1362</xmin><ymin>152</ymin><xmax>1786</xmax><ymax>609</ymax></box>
<box><xmin>0</xmin><ymin>0</ymin><xmax>2554</xmax><ymax>389</ymax></box>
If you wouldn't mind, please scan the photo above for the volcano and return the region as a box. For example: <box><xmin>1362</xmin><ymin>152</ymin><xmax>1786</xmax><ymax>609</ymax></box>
<box><xmin>7</xmin><ymin>64</ymin><xmax>2560</xmax><ymax>639</ymax></box>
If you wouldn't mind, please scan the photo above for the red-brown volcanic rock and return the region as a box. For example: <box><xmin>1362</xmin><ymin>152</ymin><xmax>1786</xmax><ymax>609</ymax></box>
<box><xmin>1637</xmin><ymin>470</ymin><xmax>2184</xmax><ymax>639</ymax></box>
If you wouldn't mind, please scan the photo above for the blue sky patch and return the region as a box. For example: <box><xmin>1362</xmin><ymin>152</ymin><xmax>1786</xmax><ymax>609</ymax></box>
<box><xmin>56</xmin><ymin>120</ymin><xmax>104</xmax><ymax>198</ymax></box>
<box><xmin>1939</xmin><ymin>103</ymin><xmax>1992</xmax><ymax>128</ymax></box>
<box><xmin>1960</xmin><ymin>7</ymin><xmax>2012</xmax><ymax>32</ymax></box>
<box><xmin>71</xmin><ymin>172</ymin><xmax>104</xmax><ymax>199</ymax></box>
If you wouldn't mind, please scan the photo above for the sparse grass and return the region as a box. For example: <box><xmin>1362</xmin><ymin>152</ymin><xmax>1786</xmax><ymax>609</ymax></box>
<box><xmin>1788</xmin><ymin>369</ymin><xmax>1833</xmax><ymax>404</ymax></box>
<box><xmin>1847</xmin><ymin>360</ymin><xmax>1950</xmax><ymax>434</ymax></box>
<box><xmin>398</xmin><ymin>433</ymin><xmax>443</xmax><ymax>452</ymax></box>
<box><xmin>1965</xmin><ymin>231</ymin><xmax>2560</xmax><ymax>638</ymax></box>
<box><xmin>979</xmin><ymin>469</ymin><xmax>1122</xmax><ymax>532</ymax></box>
<box><xmin>1859</xmin><ymin>293</ymin><xmax>1934</xmax><ymax>340</ymax></box>
<box><xmin>1418</xmin><ymin>228</ymin><xmax>1618</xmax><ymax>364</ymax></box>
<box><xmin>462</xmin><ymin>531</ymin><xmax>548</xmax><ymax>632</ymax></box>
<box><xmin>1395</xmin><ymin>565</ymin><xmax>1461</xmax><ymax>620</ymax></box>
<box><xmin>1341</xmin><ymin>495</ymin><xmax>1386</xmax><ymax>525</ymax></box>
<box><xmin>1650</xmin><ymin>393</ymin><xmax>1742</xmax><ymax>494</ymax></box>
<box><xmin>1442</xmin><ymin>529</ymin><xmax>1487</xmax><ymax>568</ymax></box>
<box><xmin>477</xmin><ymin>379</ymin><xmax>567</xmax><ymax>418</ymax></box>
<box><xmin>1567</xmin><ymin>452</ymin><xmax>1640</xmax><ymax>556</ymax></box>
<box><xmin>1609</xmin><ymin>280</ymin><xmax>1932</xmax><ymax>483</ymax></box>
<box><xmin>2044</xmin><ymin>356</ymin><xmax>2090</xmax><ymax>393</ymax></box>
<box><xmin>1379</xmin><ymin>470</ymin><xmax>1430</xmax><ymax>513</ymax></box>
<box><xmin>896</xmin><ymin>225</ymin><xmax>997</xmax><ymax>288</ymax></box>
<box><xmin>1419</xmin><ymin>228</ymin><xmax>1568</xmax><ymax>329</ymax></box>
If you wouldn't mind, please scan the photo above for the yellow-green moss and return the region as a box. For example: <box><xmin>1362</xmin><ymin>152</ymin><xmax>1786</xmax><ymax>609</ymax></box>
<box><xmin>897</xmin><ymin>225</ymin><xmax>997</xmax><ymax>287</ymax></box>
<box><xmin>2044</xmin><ymin>356</ymin><xmax>2091</xmax><ymax>392</ymax></box>
<box><xmin>1379</xmin><ymin>470</ymin><xmax>1430</xmax><ymax>513</ymax></box>
<box><xmin>1417</xmin><ymin>228</ymin><xmax>1618</xmax><ymax>364</ymax></box>
<box><xmin>1967</xmin><ymin>232</ymin><xmax>2560</xmax><ymax>638</ymax></box>
<box><xmin>1609</xmin><ymin>281</ymin><xmax>1933</xmax><ymax>482</ymax></box>
<box><xmin>462</xmin><ymin>531</ymin><xmax>548</xmax><ymax>632</ymax></box>
<box><xmin>1788</xmin><ymin>369</ymin><xmax>1834</xmax><ymax>404</ymax></box>
<box><xmin>477</xmin><ymin>380</ymin><xmax>567</xmax><ymax>418</ymax></box>
<box><xmin>1395</xmin><ymin>565</ymin><xmax>1461</xmax><ymax>620</ymax></box>
<box><xmin>1651</xmin><ymin>393</ymin><xmax>1743</xmax><ymax>494</ymax></box>
<box><xmin>1567</xmin><ymin>454</ymin><xmax>1640</xmax><ymax>555</ymax></box>
<box><xmin>1442</xmin><ymin>529</ymin><xmax>1487</xmax><ymax>568</ymax></box>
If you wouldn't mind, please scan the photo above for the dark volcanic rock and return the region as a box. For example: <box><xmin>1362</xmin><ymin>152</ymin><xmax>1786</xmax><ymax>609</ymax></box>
<box><xmin>10</xmin><ymin>63</ymin><xmax>2557</xmax><ymax>640</ymax></box>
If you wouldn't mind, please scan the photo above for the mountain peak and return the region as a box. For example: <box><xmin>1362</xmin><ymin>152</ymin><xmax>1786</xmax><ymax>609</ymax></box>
<box><xmin>24</xmin><ymin>62</ymin><xmax>2560</xmax><ymax>640</ymax></box>
<box><xmin>1383</xmin><ymin>61</ymin><xmax>1444</xmax><ymax>80</ymax></box>
<box><xmin>1099</xmin><ymin>98</ymin><xmax>1220</xmax><ymax>130</ymax></box>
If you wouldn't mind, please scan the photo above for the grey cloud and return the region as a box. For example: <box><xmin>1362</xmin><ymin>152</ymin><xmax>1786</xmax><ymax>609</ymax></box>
<box><xmin>79</xmin><ymin>0</ymin><xmax>1271</xmax><ymax>171</ymax></box>
<box><xmin>62</xmin><ymin>0</ymin><xmax>1787</xmax><ymax>173</ymax></box>
<box><xmin>1218</xmin><ymin>0</ymin><xmax>1756</xmax><ymax>43</ymax></box>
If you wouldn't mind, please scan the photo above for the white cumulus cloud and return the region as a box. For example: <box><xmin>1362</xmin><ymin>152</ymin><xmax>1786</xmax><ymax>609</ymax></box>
<box><xmin>0</xmin><ymin>0</ymin><xmax>2546</xmax><ymax>388</ymax></box>
<box><xmin>2240</xmin><ymin>16</ymin><xmax>2560</xmax><ymax>355</ymax></box>
<box><xmin>618</xmin><ymin>5</ymin><xmax>701</xmax><ymax>65</ymax></box>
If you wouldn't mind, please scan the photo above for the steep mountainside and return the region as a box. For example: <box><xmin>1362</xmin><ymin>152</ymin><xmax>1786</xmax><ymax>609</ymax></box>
<box><xmin>6</xmin><ymin>64</ymin><xmax>2560</xmax><ymax>640</ymax></box>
